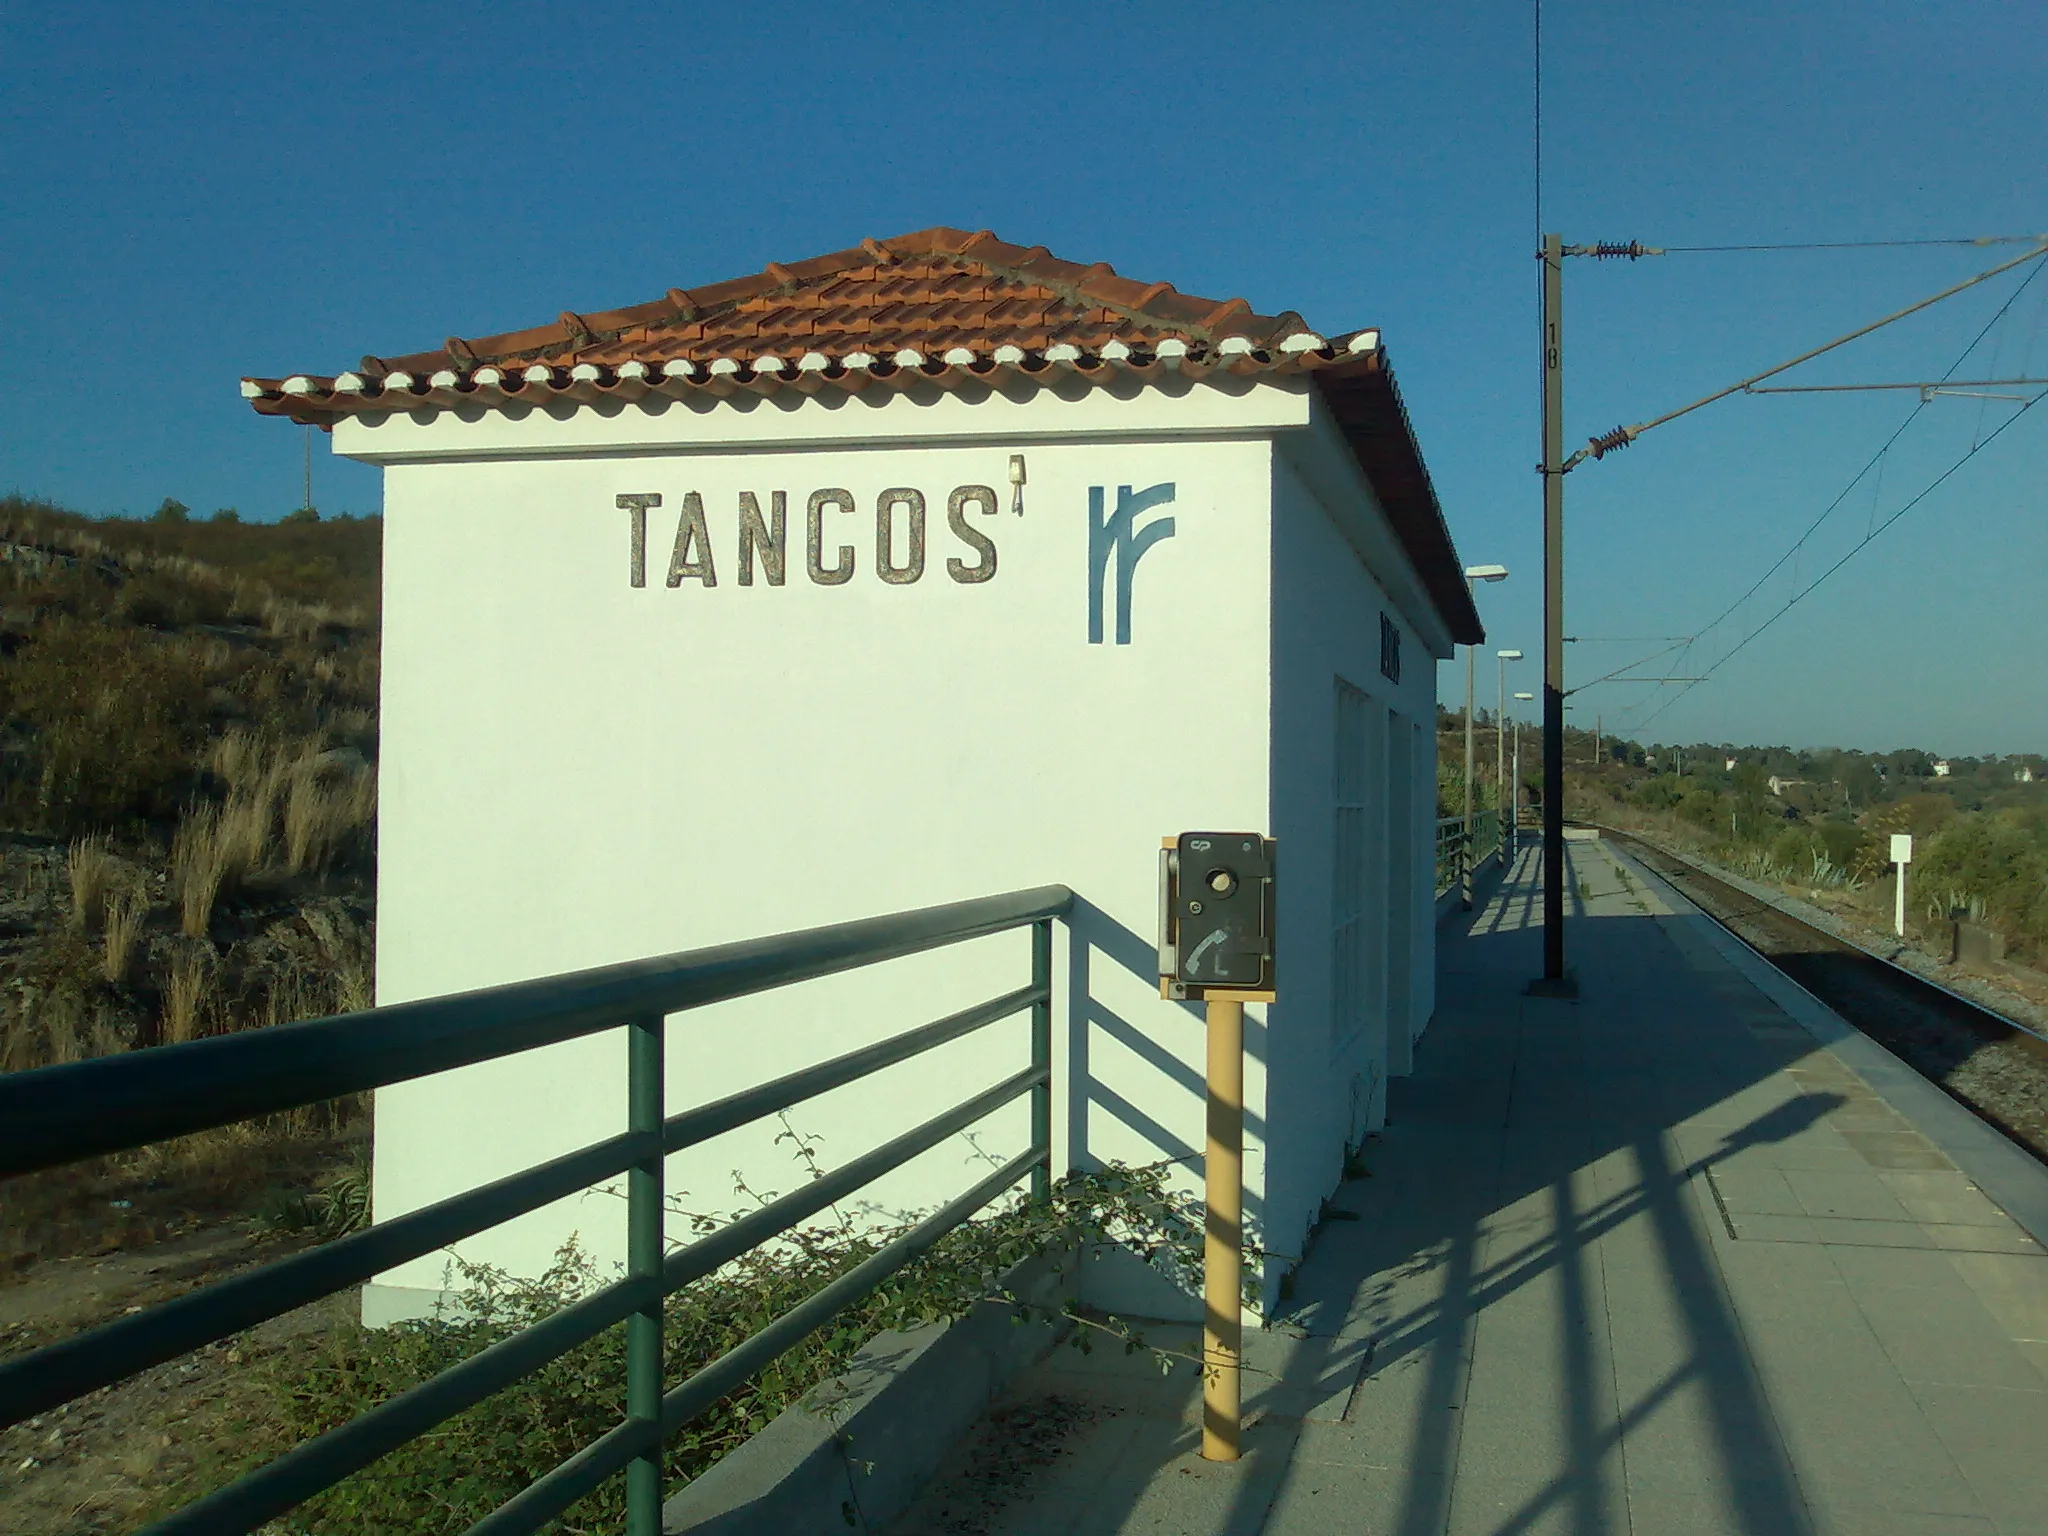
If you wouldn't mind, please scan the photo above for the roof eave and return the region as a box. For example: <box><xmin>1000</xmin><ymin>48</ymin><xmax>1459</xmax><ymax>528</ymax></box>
<box><xmin>1309</xmin><ymin>353</ymin><xmax>1484</xmax><ymax>647</ymax></box>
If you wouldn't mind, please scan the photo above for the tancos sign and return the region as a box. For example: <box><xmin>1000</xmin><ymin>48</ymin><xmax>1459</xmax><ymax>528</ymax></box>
<box><xmin>615</xmin><ymin>483</ymin><xmax>1003</xmax><ymax>590</ymax></box>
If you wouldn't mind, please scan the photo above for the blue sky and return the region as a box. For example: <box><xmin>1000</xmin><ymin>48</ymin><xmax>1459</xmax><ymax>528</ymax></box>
<box><xmin>3</xmin><ymin>2</ymin><xmax>2043</xmax><ymax>755</ymax></box>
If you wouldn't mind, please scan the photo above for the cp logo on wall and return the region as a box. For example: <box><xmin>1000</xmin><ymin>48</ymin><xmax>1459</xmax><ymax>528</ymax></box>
<box><xmin>1087</xmin><ymin>483</ymin><xmax>1176</xmax><ymax>645</ymax></box>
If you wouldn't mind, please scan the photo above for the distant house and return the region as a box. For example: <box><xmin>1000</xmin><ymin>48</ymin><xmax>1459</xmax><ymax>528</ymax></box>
<box><xmin>1768</xmin><ymin>775</ymin><xmax>1803</xmax><ymax>797</ymax></box>
<box><xmin>1724</xmin><ymin>757</ymin><xmax>1738</xmax><ymax>772</ymax></box>
<box><xmin>2018</xmin><ymin>765</ymin><xmax>2037</xmax><ymax>783</ymax></box>
<box><xmin>1934</xmin><ymin>760</ymin><xmax>1952</xmax><ymax>778</ymax></box>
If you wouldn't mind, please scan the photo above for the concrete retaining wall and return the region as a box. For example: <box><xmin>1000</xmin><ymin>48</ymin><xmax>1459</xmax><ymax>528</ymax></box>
<box><xmin>661</xmin><ymin>1247</ymin><xmax>1078</xmax><ymax>1535</ymax></box>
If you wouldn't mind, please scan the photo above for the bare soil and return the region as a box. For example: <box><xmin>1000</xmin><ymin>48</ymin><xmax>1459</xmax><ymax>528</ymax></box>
<box><xmin>0</xmin><ymin>1218</ymin><xmax>357</xmax><ymax>1535</ymax></box>
<box><xmin>884</xmin><ymin>1395</ymin><xmax>1121</xmax><ymax>1536</ymax></box>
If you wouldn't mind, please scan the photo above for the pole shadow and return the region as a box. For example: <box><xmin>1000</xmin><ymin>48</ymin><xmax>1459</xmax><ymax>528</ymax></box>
<box><xmin>965</xmin><ymin>863</ymin><xmax>1848</xmax><ymax>1536</ymax></box>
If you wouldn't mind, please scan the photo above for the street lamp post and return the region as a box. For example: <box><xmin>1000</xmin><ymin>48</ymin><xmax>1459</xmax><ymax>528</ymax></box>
<box><xmin>1462</xmin><ymin>565</ymin><xmax>1510</xmax><ymax>908</ymax></box>
<box><xmin>1496</xmin><ymin>649</ymin><xmax>1524</xmax><ymax>856</ymax></box>
<box><xmin>1513</xmin><ymin>689</ymin><xmax>1535</xmax><ymax>862</ymax></box>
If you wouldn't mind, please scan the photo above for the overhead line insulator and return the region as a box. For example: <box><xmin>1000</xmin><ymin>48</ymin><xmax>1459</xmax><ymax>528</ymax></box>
<box><xmin>1588</xmin><ymin>426</ymin><xmax>1635</xmax><ymax>458</ymax></box>
<box><xmin>1564</xmin><ymin>240</ymin><xmax>1661</xmax><ymax>260</ymax></box>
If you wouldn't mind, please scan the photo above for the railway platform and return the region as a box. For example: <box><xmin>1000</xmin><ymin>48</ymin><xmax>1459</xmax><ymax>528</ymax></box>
<box><xmin>887</xmin><ymin>839</ymin><xmax>2048</xmax><ymax>1536</ymax></box>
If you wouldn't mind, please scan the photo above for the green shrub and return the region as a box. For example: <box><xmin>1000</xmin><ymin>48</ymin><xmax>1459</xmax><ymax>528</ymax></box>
<box><xmin>1918</xmin><ymin>815</ymin><xmax>2048</xmax><ymax>930</ymax></box>
<box><xmin>5</xmin><ymin>623</ymin><xmax>207</xmax><ymax>834</ymax></box>
<box><xmin>1814</xmin><ymin>820</ymin><xmax>1869</xmax><ymax>871</ymax></box>
<box><xmin>1630</xmin><ymin>775</ymin><xmax>1683</xmax><ymax>813</ymax></box>
<box><xmin>115</xmin><ymin>570</ymin><xmax>231</xmax><ymax>630</ymax></box>
<box><xmin>1676</xmin><ymin>787</ymin><xmax>1723</xmax><ymax>829</ymax></box>
<box><xmin>1769</xmin><ymin>826</ymin><xmax>1815</xmax><ymax>875</ymax></box>
<box><xmin>242</xmin><ymin>1163</ymin><xmax>1214</xmax><ymax>1535</ymax></box>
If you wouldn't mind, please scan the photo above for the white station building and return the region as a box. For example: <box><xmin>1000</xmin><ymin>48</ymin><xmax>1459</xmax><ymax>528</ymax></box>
<box><xmin>245</xmin><ymin>227</ymin><xmax>1483</xmax><ymax>1323</ymax></box>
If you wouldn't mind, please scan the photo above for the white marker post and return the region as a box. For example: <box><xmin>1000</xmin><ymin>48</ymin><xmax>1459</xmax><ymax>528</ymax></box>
<box><xmin>1892</xmin><ymin>833</ymin><xmax>1913</xmax><ymax>938</ymax></box>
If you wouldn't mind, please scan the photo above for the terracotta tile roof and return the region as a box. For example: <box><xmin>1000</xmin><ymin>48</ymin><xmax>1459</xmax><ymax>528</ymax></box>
<box><xmin>242</xmin><ymin>226</ymin><xmax>1481</xmax><ymax>642</ymax></box>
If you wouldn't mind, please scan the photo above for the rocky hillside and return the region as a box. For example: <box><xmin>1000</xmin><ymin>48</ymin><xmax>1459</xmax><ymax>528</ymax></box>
<box><xmin>0</xmin><ymin>495</ymin><xmax>382</xmax><ymax>1269</ymax></box>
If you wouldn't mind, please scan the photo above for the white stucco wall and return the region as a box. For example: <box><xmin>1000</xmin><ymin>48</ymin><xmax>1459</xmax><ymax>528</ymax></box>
<box><xmin>1263</xmin><ymin>435</ymin><xmax>1443</xmax><ymax>1276</ymax></box>
<box><xmin>342</xmin><ymin>376</ymin><xmax>1452</xmax><ymax>1319</ymax></box>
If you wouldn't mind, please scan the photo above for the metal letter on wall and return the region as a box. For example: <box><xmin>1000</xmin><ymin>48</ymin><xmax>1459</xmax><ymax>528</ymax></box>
<box><xmin>1087</xmin><ymin>482</ymin><xmax>1176</xmax><ymax>644</ymax></box>
<box><xmin>737</xmin><ymin>491</ymin><xmax>787</xmax><ymax>587</ymax></box>
<box><xmin>666</xmin><ymin>492</ymin><xmax>717</xmax><ymax>588</ymax></box>
<box><xmin>875</xmin><ymin>488</ymin><xmax>926</xmax><ymax>584</ymax></box>
<box><xmin>616</xmin><ymin>493</ymin><xmax>661</xmax><ymax>589</ymax></box>
<box><xmin>807</xmin><ymin>489</ymin><xmax>855</xmax><ymax>585</ymax></box>
<box><xmin>945</xmin><ymin>485</ymin><xmax>999</xmax><ymax>584</ymax></box>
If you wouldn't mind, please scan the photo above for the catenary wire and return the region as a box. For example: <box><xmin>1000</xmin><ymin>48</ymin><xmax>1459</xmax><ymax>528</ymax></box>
<box><xmin>1580</xmin><ymin>241</ymin><xmax>2048</xmax><ymax>460</ymax></box>
<box><xmin>1565</xmin><ymin>640</ymin><xmax>1693</xmax><ymax>696</ymax></box>
<box><xmin>1630</xmin><ymin>390</ymin><xmax>2045</xmax><ymax>733</ymax></box>
<box><xmin>1659</xmin><ymin>235</ymin><xmax>2048</xmax><ymax>253</ymax></box>
<box><xmin>1638</xmin><ymin>256</ymin><xmax>2048</xmax><ymax>672</ymax></box>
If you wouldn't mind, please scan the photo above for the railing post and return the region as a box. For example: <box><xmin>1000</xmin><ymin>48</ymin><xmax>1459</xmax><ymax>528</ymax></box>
<box><xmin>1030</xmin><ymin>918</ymin><xmax>1052</xmax><ymax>1202</ymax></box>
<box><xmin>626</xmin><ymin>1013</ymin><xmax>664</xmax><ymax>1536</ymax></box>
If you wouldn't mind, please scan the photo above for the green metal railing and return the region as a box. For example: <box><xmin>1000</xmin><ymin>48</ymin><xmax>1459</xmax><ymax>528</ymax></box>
<box><xmin>0</xmin><ymin>884</ymin><xmax>1072</xmax><ymax>1536</ymax></box>
<box><xmin>1435</xmin><ymin>815</ymin><xmax>1466</xmax><ymax>897</ymax></box>
<box><xmin>1435</xmin><ymin>810</ymin><xmax>1505</xmax><ymax>898</ymax></box>
<box><xmin>1474</xmin><ymin>808</ymin><xmax>1502</xmax><ymax>871</ymax></box>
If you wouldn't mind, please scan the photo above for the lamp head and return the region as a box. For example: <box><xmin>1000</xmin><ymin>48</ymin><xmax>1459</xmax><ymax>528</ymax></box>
<box><xmin>1515</xmin><ymin>691</ymin><xmax>1535</xmax><ymax>701</ymax></box>
<box><xmin>1464</xmin><ymin>564</ymin><xmax>1510</xmax><ymax>583</ymax></box>
<box><xmin>1497</xmin><ymin>649</ymin><xmax>1524</xmax><ymax>660</ymax></box>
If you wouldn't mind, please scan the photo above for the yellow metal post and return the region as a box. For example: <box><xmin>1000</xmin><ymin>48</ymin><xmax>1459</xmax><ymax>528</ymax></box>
<box><xmin>1202</xmin><ymin>995</ymin><xmax>1244</xmax><ymax>1462</ymax></box>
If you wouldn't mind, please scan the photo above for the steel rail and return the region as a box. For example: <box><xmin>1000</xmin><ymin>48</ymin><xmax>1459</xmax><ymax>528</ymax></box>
<box><xmin>1607</xmin><ymin>829</ymin><xmax>2037</xmax><ymax>1043</ymax></box>
<box><xmin>0</xmin><ymin>884</ymin><xmax>1073</xmax><ymax>1176</ymax></box>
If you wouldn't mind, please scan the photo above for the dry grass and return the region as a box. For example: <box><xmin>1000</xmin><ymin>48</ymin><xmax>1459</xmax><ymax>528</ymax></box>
<box><xmin>219</xmin><ymin>776</ymin><xmax>283</xmax><ymax>873</ymax></box>
<box><xmin>163</xmin><ymin>944</ymin><xmax>215</xmax><ymax>1045</ymax></box>
<box><xmin>171</xmin><ymin>803</ymin><xmax>248</xmax><ymax>938</ymax></box>
<box><xmin>209</xmin><ymin>725</ymin><xmax>265</xmax><ymax>791</ymax></box>
<box><xmin>337</xmin><ymin>954</ymin><xmax>373</xmax><ymax>1014</ymax></box>
<box><xmin>285</xmin><ymin>759</ymin><xmax>376</xmax><ymax>875</ymax></box>
<box><xmin>2</xmin><ymin>986</ymin><xmax>79</xmax><ymax>1070</ymax></box>
<box><xmin>261</xmin><ymin>596</ymin><xmax>338</xmax><ymax>642</ymax></box>
<box><xmin>7</xmin><ymin>987</ymin><xmax>128</xmax><ymax>1070</ymax></box>
<box><xmin>45</xmin><ymin>990</ymin><xmax>87</xmax><ymax>1064</ymax></box>
<box><xmin>0</xmin><ymin>994</ymin><xmax>36</xmax><ymax>1075</ymax></box>
<box><xmin>102</xmin><ymin>885</ymin><xmax>145</xmax><ymax>985</ymax></box>
<box><xmin>66</xmin><ymin>834</ymin><xmax>117</xmax><ymax>932</ymax></box>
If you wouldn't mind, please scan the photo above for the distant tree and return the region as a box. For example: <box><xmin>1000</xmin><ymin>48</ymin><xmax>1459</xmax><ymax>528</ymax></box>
<box><xmin>210</xmin><ymin>507</ymin><xmax>241</xmax><ymax>524</ymax></box>
<box><xmin>153</xmin><ymin>497</ymin><xmax>190</xmax><ymax>523</ymax></box>
<box><xmin>1841</xmin><ymin>758</ymin><xmax>1883</xmax><ymax>808</ymax></box>
<box><xmin>283</xmin><ymin>506</ymin><xmax>320</xmax><ymax>524</ymax></box>
<box><xmin>1676</xmin><ymin>786</ymin><xmax>1722</xmax><ymax>828</ymax></box>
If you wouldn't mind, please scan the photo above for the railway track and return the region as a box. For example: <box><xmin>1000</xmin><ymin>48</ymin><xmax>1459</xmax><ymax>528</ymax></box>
<box><xmin>1602</xmin><ymin>827</ymin><xmax>2048</xmax><ymax>1165</ymax></box>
